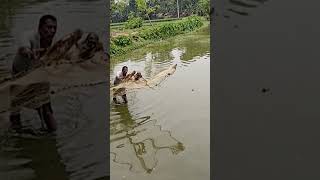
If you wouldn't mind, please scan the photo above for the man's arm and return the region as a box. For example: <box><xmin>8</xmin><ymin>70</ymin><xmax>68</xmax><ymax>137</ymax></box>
<box><xmin>124</xmin><ymin>71</ymin><xmax>136</xmax><ymax>81</ymax></box>
<box><xmin>12</xmin><ymin>31</ymin><xmax>41</xmax><ymax>73</ymax></box>
<box><xmin>16</xmin><ymin>31</ymin><xmax>40</xmax><ymax>59</ymax></box>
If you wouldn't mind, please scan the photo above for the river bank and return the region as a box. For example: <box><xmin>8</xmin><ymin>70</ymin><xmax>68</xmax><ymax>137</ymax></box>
<box><xmin>110</xmin><ymin>16</ymin><xmax>209</xmax><ymax>58</ymax></box>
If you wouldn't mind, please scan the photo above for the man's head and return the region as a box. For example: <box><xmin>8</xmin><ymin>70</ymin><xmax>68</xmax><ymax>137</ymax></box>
<box><xmin>122</xmin><ymin>66</ymin><xmax>128</xmax><ymax>76</ymax></box>
<box><xmin>78</xmin><ymin>32</ymin><xmax>101</xmax><ymax>59</ymax></box>
<box><xmin>85</xmin><ymin>33</ymin><xmax>99</xmax><ymax>50</ymax></box>
<box><xmin>134</xmin><ymin>72</ymin><xmax>142</xmax><ymax>80</ymax></box>
<box><xmin>38</xmin><ymin>15</ymin><xmax>57</xmax><ymax>41</ymax></box>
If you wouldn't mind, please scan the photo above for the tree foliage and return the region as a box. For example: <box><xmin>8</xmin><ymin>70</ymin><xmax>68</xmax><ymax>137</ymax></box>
<box><xmin>197</xmin><ymin>0</ymin><xmax>210</xmax><ymax>17</ymax></box>
<box><xmin>111</xmin><ymin>0</ymin><xmax>210</xmax><ymax>23</ymax></box>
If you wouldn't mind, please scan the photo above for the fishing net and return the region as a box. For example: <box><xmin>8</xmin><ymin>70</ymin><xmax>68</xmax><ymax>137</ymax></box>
<box><xmin>110</xmin><ymin>64</ymin><xmax>177</xmax><ymax>97</ymax></box>
<box><xmin>0</xmin><ymin>30</ymin><xmax>108</xmax><ymax>114</ymax></box>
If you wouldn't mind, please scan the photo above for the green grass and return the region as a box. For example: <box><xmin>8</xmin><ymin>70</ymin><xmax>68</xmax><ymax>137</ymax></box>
<box><xmin>111</xmin><ymin>16</ymin><xmax>208</xmax><ymax>34</ymax></box>
<box><xmin>111</xmin><ymin>18</ymin><xmax>209</xmax><ymax>59</ymax></box>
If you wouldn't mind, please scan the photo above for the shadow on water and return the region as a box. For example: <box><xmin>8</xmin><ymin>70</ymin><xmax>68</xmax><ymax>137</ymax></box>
<box><xmin>110</xmin><ymin>104</ymin><xmax>185</xmax><ymax>174</ymax></box>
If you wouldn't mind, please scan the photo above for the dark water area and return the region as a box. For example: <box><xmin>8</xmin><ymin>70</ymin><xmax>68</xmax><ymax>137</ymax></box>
<box><xmin>0</xmin><ymin>1</ymin><xmax>108</xmax><ymax>180</ymax></box>
<box><xmin>214</xmin><ymin>0</ymin><xmax>320</xmax><ymax>179</ymax></box>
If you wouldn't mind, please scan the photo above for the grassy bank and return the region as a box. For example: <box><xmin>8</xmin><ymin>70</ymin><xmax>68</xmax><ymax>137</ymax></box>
<box><xmin>110</xmin><ymin>16</ymin><xmax>206</xmax><ymax>57</ymax></box>
<box><xmin>111</xmin><ymin>21</ymin><xmax>209</xmax><ymax>65</ymax></box>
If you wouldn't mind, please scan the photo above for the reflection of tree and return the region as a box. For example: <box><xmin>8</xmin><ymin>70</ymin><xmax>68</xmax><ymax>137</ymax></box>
<box><xmin>0</xmin><ymin>0</ymin><xmax>50</xmax><ymax>31</ymax></box>
<box><xmin>110</xmin><ymin>105</ymin><xmax>185</xmax><ymax>174</ymax></box>
<box><xmin>0</xmin><ymin>0</ymin><xmax>23</xmax><ymax>31</ymax></box>
<box><xmin>144</xmin><ymin>53</ymin><xmax>153</xmax><ymax>78</ymax></box>
<box><xmin>179</xmin><ymin>26</ymin><xmax>210</xmax><ymax>61</ymax></box>
<box><xmin>111</xmin><ymin>24</ymin><xmax>209</xmax><ymax>71</ymax></box>
<box><xmin>220</xmin><ymin>0</ymin><xmax>269</xmax><ymax>19</ymax></box>
<box><xmin>110</xmin><ymin>41</ymin><xmax>174</xmax><ymax>67</ymax></box>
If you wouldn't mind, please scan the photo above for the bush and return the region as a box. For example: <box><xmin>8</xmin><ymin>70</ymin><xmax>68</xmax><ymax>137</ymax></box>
<box><xmin>138</xmin><ymin>15</ymin><xmax>203</xmax><ymax>40</ymax></box>
<box><xmin>110</xmin><ymin>40</ymin><xmax>124</xmax><ymax>55</ymax></box>
<box><xmin>125</xmin><ymin>17</ymin><xmax>143</xmax><ymax>29</ymax></box>
<box><xmin>112</xmin><ymin>35</ymin><xmax>132</xmax><ymax>47</ymax></box>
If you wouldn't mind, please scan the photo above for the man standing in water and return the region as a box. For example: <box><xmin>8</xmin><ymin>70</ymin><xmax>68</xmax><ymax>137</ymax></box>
<box><xmin>113</xmin><ymin>66</ymin><xmax>129</xmax><ymax>104</ymax></box>
<box><xmin>10</xmin><ymin>15</ymin><xmax>58</xmax><ymax>132</ymax></box>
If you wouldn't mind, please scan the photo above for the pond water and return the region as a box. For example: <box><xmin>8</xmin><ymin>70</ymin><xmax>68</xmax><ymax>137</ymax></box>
<box><xmin>0</xmin><ymin>1</ymin><xmax>108</xmax><ymax>180</ymax></box>
<box><xmin>110</xmin><ymin>24</ymin><xmax>210</xmax><ymax>180</ymax></box>
<box><xmin>214</xmin><ymin>0</ymin><xmax>320</xmax><ymax>179</ymax></box>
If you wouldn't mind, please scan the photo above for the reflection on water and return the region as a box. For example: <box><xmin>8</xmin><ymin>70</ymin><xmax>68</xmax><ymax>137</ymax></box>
<box><xmin>110</xmin><ymin>105</ymin><xmax>185</xmax><ymax>173</ymax></box>
<box><xmin>1</xmin><ymin>82</ymin><xmax>108</xmax><ymax>180</ymax></box>
<box><xmin>218</xmin><ymin>0</ymin><xmax>269</xmax><ymax>21</ymax></box>
<box><xmin>110</xmin><ymin>24</ymin><xmax>210</xmax><ymax>180</ymax></box>
<box><xmin>0</xmin><ymin>0</ymin><xmax>108</xmax><ymax>180</ymax></box>
<box><xmin>0</xmin><ymin>134</ymin><xmax>68</xmax><ymax>180</ymax></box>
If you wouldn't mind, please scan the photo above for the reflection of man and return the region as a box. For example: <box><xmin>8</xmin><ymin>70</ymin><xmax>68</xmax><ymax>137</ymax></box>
<box><xmin>10</xmin><ymin>15</ymin><xmax>57</xmax><ymax>132</ymax></box>
<box><xmin>111</xmin><ymin>105</ymin><xmax>185</xmax><ymax>173</ymax></box>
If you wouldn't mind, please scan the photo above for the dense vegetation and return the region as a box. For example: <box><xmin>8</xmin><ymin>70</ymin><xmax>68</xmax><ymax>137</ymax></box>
<box><xmin>110</xmin><ymin>15</ymin><xmax>204</xmax><ymax>56</ymax></box>
<box><xmin>110</xmin><ymin>0</ymin><xmax>210</xmax><ymax>56</ymax></box>
<box><xmin>124</xmin><ymin>15</ymin><xmax>143</xmax><ymax>29</ymax></box>
<box><xmin>111</xmin><ymin>0</ymin><xmax>210</xmax><ymax>23</ymax></box>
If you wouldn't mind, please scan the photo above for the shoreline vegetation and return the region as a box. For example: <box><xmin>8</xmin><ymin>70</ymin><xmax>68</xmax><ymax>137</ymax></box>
<box><xmin>110</xmin><ymin>15</ymin><xmax>208</xmax><ymax>57</ymax></box>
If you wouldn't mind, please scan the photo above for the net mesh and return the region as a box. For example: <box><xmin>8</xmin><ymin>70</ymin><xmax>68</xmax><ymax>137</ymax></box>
<box><xmin>0</xmin><ymin>30</ymin><xmax>108</xmax><ymax>114</ymax></box>
<box><xmin>110</xmin><ymin>64</ymin><xmax>177</xmax><ymax>96</ymax></box>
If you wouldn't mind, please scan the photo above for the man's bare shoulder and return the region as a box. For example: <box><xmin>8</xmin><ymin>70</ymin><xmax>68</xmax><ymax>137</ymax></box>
<box><xmin>16</xmin><ymin>30</ymin><xmax>39</xmax><ymax>48</ymax></box>
<box><xmin>20</xmin><ymin>30</ymin><xmax>38</xmax><ymax>39</ymax></box>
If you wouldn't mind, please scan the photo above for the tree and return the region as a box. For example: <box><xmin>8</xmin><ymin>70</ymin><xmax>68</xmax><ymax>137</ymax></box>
<box><xmin>180</xmin><ymin>0</ymin><xmax>198</xmax><ymax>16</ymax></box>
<box><xmin>197</xmin><ymin>0</ymin><xmax>210</xmax><ymax>16</ymax></box>
<box><xmin>111</xmin><ymin>0</ymin><xmax>130</xmax><ymax>22</ymax></box>
<box><xmin>154</xmin><ymin>0</ymin><xmax>176</xmax><ymax>17</ymax></box>
<box><xmin>110</xmin><ymin>0</ymin><xmax>207</xmax><ymax>23</ymax></box>
<box><xmin>136</xmin><ymin>0</ymin><xmax>158</xmax><ymax>25</ymax></box>
<box><xmin>129</xmin><ymin>0</ymin><xmax>137</xmax><ymax>14</ymax></box>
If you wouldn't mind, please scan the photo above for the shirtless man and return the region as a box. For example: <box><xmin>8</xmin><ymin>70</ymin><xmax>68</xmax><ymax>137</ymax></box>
<box><xmin>113</xmin><ymin>66</ymin><xmax>129</xmax><ymax>104</ymax></box>
<box><xmin>10</xmin><ymin>15</ymin><xmax>58</xmax><ymax>132</ymax></box>
<box><xmin>113</xmin><ymin>66</ymin><xmax>146</xmax><ymax>104</ymax></box>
